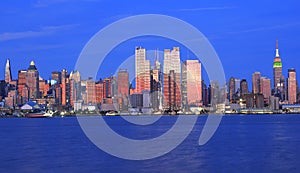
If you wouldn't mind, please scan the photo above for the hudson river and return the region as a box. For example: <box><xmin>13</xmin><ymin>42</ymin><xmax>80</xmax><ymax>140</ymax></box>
<box><xmin>1</xmin><ymin>115</ymin><xmax>300</xmax><ymax>172</ymax></box>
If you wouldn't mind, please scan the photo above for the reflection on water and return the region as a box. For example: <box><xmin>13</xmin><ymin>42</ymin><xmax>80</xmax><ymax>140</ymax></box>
<box><xmin>0</xmin><ymin>115</ymin><xmax>300</xmax><ymax>172</ymax></box>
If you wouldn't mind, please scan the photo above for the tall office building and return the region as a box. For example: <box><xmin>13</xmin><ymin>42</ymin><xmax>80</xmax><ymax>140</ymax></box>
<box><xmin>5</xmin><ymin>59</ymin><xmax>12</xmax><ymax>84</ymax></box>
<box><xmin>240</xmin><ymin>79</ymin><xmax>249</xmax><ymax>96</ymax></box>
<box><xmin>86</xmin><ymin>78</ymin><xmax>96</xmax><ymax>104</ymax></box>
<box><xmin>163</xmin><ymin>47</ymin><xmax>181</xmax><ymax>111</ymax></box>
<box><xmin>182</xmin><ymin>60</ymin><xmax>202</xmax><ymax>107</ymax></box>
<box><xmin>135</xmin><ymin>47</ymin><xmax>150</xmax><ymax>93</ymax></box>
<box><xmin>287</xmin><ymin>69</ymin><xmax>297</xmax><ymax>104</ymax></box>
<box><xmin>150</xmin><ymin>52</ymin><xmax>162</xmax><ymax>111</ymax></box>
<box><xmin>117</xmin><ymin>70</ymin><xmax>129</xmax><ymax>111</ymax></box>
<box><xmin>252</xmin><ymin>72</ymin><xmax>261</xmax><ymax>94</ymax></box>
<box><xmin>61</xmin><ymin>69</ymin><xmax>69</xmax><ymax>106</ymax></box>
<box><xmin>273</xmin><ymin>40</ymin><xmax>283</xmax><ymax>89</ymax></box>
<box><xmin>69</xmin><ymin>70</ymin><xmax>81</xmax><ymax>106</ymax></box>
<box><xmin>26</xmin><ymin>61</ymin><xmax>39</xmax><ymax>100</ymax></box>
<box><xmin>17</xmin><ymin>70</ymin><xmax>27</xmax><ymax>104</ymax></box>
<box><xmin>52</xmin><ymin>71</ymin><xmax>62</xmax><ymax>84</ymax></box>
<box><xmin>229</xmin><ymin>77</ymin><xmax>235</xmax><ymax>103</ymax></box>
<box><xmin>259</xmin><ymin>77</ymin><xmax>271</xmax><ymax>104</ymax></box>
<box><xmin>117</xmin><ymin>69</ymin><xmax>129</xmax><ymax>96</ymax></box>
<box><xmin>95</xmin><ymin>80</ymin><xmax>104</xmax><ymax>104</ymax></box>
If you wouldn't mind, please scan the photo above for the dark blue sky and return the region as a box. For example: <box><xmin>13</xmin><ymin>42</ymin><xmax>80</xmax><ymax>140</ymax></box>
<box><xmin>0</xmin><ymin>0</ymin><xmax>299</xmax><ymax>87</ymax></box>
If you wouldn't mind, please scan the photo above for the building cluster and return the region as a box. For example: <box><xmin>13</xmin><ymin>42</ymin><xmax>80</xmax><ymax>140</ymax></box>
<box><xmin>0</xmin><ymin>47</ymin><xmax>205</xmax><ymax>114</ymax></box>
<box><xmin>228</xmin><ymin>40</ymin><xmax>299</xmax><ymax>112</ymax></box>
<box><xmin>0</xmin><ymin>40</ymin><xmax>298</xmax><ymax>114</ymax></box>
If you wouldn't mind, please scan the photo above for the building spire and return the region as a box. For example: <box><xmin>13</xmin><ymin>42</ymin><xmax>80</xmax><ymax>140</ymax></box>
<box><xmin>5</xmin><ymin>58</ymin><xmax>12</xmax><ymax>83</ymax></box>
<box><xmin>275</xmin><ymin>39</ymin><xmax>280</xmax><ymax>57</ymax></box>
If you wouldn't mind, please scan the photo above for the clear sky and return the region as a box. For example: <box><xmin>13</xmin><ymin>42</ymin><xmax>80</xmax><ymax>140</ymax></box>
<box><xmin>0</xmin><ymin>0</ymin><xmax>299</xmax><ymax>88</ymax></box>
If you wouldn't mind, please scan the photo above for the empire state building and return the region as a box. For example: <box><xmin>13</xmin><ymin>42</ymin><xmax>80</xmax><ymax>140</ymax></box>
<box><xmin>273</xmin><ymin>40</ymin><xmax>283</xmax><ymax>89</ymax></box>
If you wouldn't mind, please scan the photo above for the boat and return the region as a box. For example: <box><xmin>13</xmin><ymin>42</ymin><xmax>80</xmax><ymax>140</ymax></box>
<box><xmin>25</xmin><ymin>111</ymin><xmax>53</xmax><ymax>118</ymax></box>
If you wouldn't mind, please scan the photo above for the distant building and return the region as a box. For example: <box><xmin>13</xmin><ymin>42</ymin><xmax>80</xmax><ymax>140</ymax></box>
<box><xmin>270</xmin><ymin>96</ymin><xmax>279</xmax><ymax>110</ymax></box>
<box><xmin>61</xmin><ymin>69</ymin><xmax>70</xmax><ymax>106</ymax></box>
<box><xmin>182</xmin><ymin>60</ymin><xmax>202</xmax><ymax>108</ymax></box>
<box><xmin>135</xmin><ymin>47</ymin><xmax>150</xmax><ymax>93</ymax></box>
<box><xmin>26</xmin><ymin>61</ymin><xmax>39</xmax><ymax>100</ymax></box>
<box><xmin>259</xmin><ymin>77</ymin><xmax>271</xmax><ymax>105</ymax></box>
<box><xmin>240</xmin><ymin>79</ymin><xmax>249</xmax><ymax>96</ymax></box>
<box><xmin>69</xmin><ymin>70</ymin><xmax>81</xmax><ymax>106</ymax></box>
<box><xmin>244</xmin><ymin>93</ymin><xmax>264</xmax><ymax>109</ymax></box>
<box><xmin>5</xmin><ymin>59</ymin><xmax>12</xmax><ymax>84</ymax></box>
<box><xmin>163</xmin><ymin>47</ymin><xmax>181</xmax><ymax>111</ymax></box>
<box><xmin>117</xmin><ymin>70</ymin><xmax>129</xmax><ymax>111</ymax></box>
<box><xmin>273</xmin><ymin>40</ymin><xmax>286</xmax><ymax>101</ymax></box>
<box><xmin>229</xmin><ymin>77</ymin><xmax>240</xmax><ymax>103</ymax></box>
<box><xmin>252</xmin><ymin>72</ymin><xmax>261</xmax><ymax>94</ymax></box>
<box><xmin>86</xmin><ymin>78</ymin><xmax>96</xmax><ymax>104</ymax></box>
<box><xmin>287</xmin><ymin>69</ymin><xmax>297</xmax><ymax>104</ymax></box>
<box><xmin>202</xmin><ymin>80</ymin><xmax>209</xmax><ymax>106</ymax></box>
<box><xmin>95</xmin><ymin>80</ymin><xmax>104</xmax><ymax>104</ymax></box>
<box><xmin>117</xmin><ymin>70</ymin><xmax>129</xmax><ymax>97</ymax></box>
<box><xmin>130</xmin><ymin>93</ymin><xmax>143</xmax><ymax>109</ymax></box>
<box><xmin>52</xmin><ymin>71</ymin><xmax>62</xmax><ymax>84</ymax></box>
<box><xmin>17</xmin><ymin>70</ymin><xmax>27</xmax><ymax>104</ymax></box>
<box><xmin>273</xmin><ymin>40</ymin><xmax>283</xmax><ymax>89</ymax></box>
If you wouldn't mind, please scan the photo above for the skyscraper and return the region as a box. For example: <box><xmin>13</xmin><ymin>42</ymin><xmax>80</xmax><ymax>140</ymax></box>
<box><xmin>69</xmin><ymin>70</ymin><xmax>81</xmax><ymax>106</ymax></box>
<box><xmin>182</xmin><ymin>60</ymin><xmax>202</xmax><ymax>108</ymax></box>
<box><xmin>52</xmin><ymin>71</ymin><xmax>62</xmax><ymax>84</ymax></box>
<box><xmin>17</xmin><ymin>70</ymin><xmax>27</xmax><ymax>104</ymax></box>
<box><xmin>273</xmin><ymin>40</ymin><xmax>283</xmax><ymax>89</ymax></box>
<box><xmin>86</xmin><ymin>77</ymin><xmax>96</xmax><ymax>104</ymax></box>
<box><xmin>95</xmin><ymin>80</ymin><xmax>104</xmax><ymax>104</ymax></box>
<box><xmin>287</xmin><ymin>69</ymin><xmax>297</xmax><ymax>104</ymax></box>
<box><xmin>252</xmin><ymin>72</ymin><xmax>261</xmax><ymax>94</ymax></box>
<box><xmin>163</xmin><ymin>47</ymin><xmax>181</xmax><ymax>111</ymax></box>
<box><xmin>259</xmin><ymin>77</ymin><xmax>271</xmax><ymax>105</ymax></box>
<box><xmin>117</xmin><ymin>70</ymin><xmax>129</xmax><ymax>111</ymax></box>
<box><xmin>26</xmin><ymin>61</ymin><xmax>39</xmax><ymax>99</ymax></box>
<box><xmin>5</xmin><ymin>59</ymin><xmax>12</xmax><ymax>84</ymax></box>
<box><xmin>229</xmin><ymin>77</ymin><xmax>235</xmax><ymax>103</ymax></box>
<box><xmin>61</xmin><ymin>69</ymin><xmax>69</xmax><ymax>106</ymax></box>
<box><xmin>117</xmin><ymin>69</ymin><xmax>129</xmax><ymax>97</ymax></box>
<box><xmin>240</xmin><ymin>79</ymin><xmax>249</xmax><ymax>96</ymax></box>
<box><xmin>135</xmin><ymin>47</ymin><xmax>150</xmax><ymax>93</ymax></box>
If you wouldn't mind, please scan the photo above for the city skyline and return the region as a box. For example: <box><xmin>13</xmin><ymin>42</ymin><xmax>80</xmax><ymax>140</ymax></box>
<box><xmin>1</xmin><ymin>41</ymin><xmax>299</xmax><ymax>113</ymax></box>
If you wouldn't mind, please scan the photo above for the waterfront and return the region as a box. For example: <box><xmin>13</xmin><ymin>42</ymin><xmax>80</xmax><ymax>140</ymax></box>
<box><xmin>0</xmin><ymin>115</ymin><xmax>300</xmax><ymax>172</ymax></box>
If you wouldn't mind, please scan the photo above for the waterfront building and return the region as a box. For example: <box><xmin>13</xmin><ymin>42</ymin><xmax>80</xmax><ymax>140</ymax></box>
<box><xmin>129</xmin><ymin>93</ymin><xmax>143</xmax><ymax>109</ymax></box>
<box><xmin>244</xmin><ymin>93</ymin><xmax>264</xmax><ymax>109</ymax></box>
<box><xmin>182</xmin><ymin>60</ymin><xmax>202</xmax><ymax>108</ymax></box>
<box><xmin>163</xmin><ymin>47</ymin><xmax>181</xmax><ymax>111</ymax></box>
<box><xmin>287</xmin><ymin>69</ymin><xmax>297</xmax><ymax>104</ymax></box>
